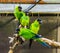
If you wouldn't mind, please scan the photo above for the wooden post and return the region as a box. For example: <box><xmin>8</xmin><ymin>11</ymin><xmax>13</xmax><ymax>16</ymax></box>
<box><xmin>57</xmin><ymin>13</ymin><xmax>60</xmax><ymax>53</ymax></box>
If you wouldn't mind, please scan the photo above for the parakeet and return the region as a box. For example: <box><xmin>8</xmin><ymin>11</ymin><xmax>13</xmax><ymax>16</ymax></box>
<box><xmin>20</xmin><ymin>15</ymin><xmax>30</xmax><ymax>27</ymax></box>
<box><xmin>18</xmin><ymin>27</ymin><xmax>50</xmax><ymax>48</ymax></box>
<box><xmin>14</xmin><ymin>6</ymin><xmax>30</xmax><ymax>27</ymax></box>
<box><xmin>19</xmin><ymin>28</ymin><xmax>35</xmax><ymax>40</ymax></box>
<box><xmin>14</xmin><ymin>6</ymin><xmax>30</xmax><ymax>34</ymax></box>
<box><xmin>14</xmin><ymin>6</ymin><xmax>25</xmax><ymax>22</ymax></box>
<box><xmin>29</xmin><ymin>19</ymin><xmax>50</xmax><ymax>47</ymax></box>
<box><xmin>30</xmin><ymin>20</ymin><xmax>40</xmax><ymax>34</ymax></box>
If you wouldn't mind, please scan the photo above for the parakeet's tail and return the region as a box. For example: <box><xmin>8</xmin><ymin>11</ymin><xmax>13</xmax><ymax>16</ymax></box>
<box><xmin>31</xmin><ymin>33</ymin><xmax>51</xmax><ymax>48</ymax></box>
<box><xmin>35</xmin><ymin>38</ymin><xmax>51</xmax><ymax>48</ymax></box>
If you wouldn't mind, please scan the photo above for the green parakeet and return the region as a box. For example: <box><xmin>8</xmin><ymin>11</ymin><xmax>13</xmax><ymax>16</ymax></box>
<box><xmin>20</xmin><ymin>15</ymin><xmax>30</xmax><ymax>26</ymax></box>
<box><xmin>14</xmin><ymin>6</ymin><xmax>30</xmax><ymax>26</ymax></box>
<box><xmin>29</xmin><ymin>19</ymin><xmax>50</xmax><ymax>47</ymax></box>
<box><xmin>14</xmin><ymin>6</ymin><xmax>25</xmax><ymax>21</ymax></box>
<box><xmin>19</xmin><ymin>27</ymin><xmax>35</xmax><ymax>40</ymax></box>
<box><xmin>18</xmin><ymin>27</ymin><xmax>50</xmax><ymax>47</ymax></box>
<box><xmin>30</xmin><ymin>20</ymin><xmax>40</xmax><ymax>34</ymax></box>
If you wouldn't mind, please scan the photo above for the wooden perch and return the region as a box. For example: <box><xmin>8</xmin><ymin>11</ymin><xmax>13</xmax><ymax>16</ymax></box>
<box><xmin>8</xmin><ymin>41</ymin><xmax>19</xmax><ymax>53</ymax></box>
<box><xmin>40</xmin><ymin>38</ymin><xmax>60</xmax><ymax>48</ymax></box>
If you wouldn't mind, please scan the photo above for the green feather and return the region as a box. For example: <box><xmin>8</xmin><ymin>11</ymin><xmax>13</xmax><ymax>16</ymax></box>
<box><xmin>20</xmin><ymin>16</ymin><xmax>30</xmax><ymax>26</ymax></box>
<box><xmin>14</xmin><ymin>6</ymin><xmax>25</xmax><ymax>21</ymax></box>
<box><xmin>30</xmin><ymin>20</ymin><xmax>40</xmax><ymax>34</ymax></box>
<box><xmin>19</xmin><ymin>28</ymin><xmax>35</xmax><ymax>40</ymax></box>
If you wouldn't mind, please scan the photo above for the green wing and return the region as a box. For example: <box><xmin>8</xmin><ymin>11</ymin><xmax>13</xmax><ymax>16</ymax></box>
<box><xmin>20</xmin><ymin>16</ymin><xmax>30</xmax><ymax>26</ymax></box>
<box><xmin>14</xmin><ymin>6</ymin><xmax>25</xmax><ymax>21</ymax></box>
<box><xmin>19</xmin><ymin>28</ymin><xmax>35</xmax><ymax>40</ymax></box>
<box><xmin>30</xmin><ymin>20</ymin><xmax>40</xmax><ymax>34</ymax></box>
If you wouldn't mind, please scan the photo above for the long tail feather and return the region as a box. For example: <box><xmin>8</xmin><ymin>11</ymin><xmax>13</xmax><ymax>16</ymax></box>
<box><xmin>36</xmin><ymin>39</ymin><xmax>51</xmax><ymax>48</ymax></box>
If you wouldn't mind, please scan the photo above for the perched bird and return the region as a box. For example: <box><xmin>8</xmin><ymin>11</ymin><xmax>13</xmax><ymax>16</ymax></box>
<box><xmin>14</xmin><ymin>6</ymin><xmax>30</xmax><ymax>34</ymax></box>
<box><xmin>30</xmin><ymin>18</ymin><xmax>42</xmax><ymax>34</ymax></box>
<box><xmin>19</xmin><ymin>28</ymin><xmax>35</xmax><ymax>40</ymax></box>
<box><xmin>14</xmin><ymin>6</ymin><xmax>30</xmax><ymax>27</ymax></box>
<box><xmin>20</xmin><ymin>15</ymin><xmax>30</xmax><ymax>27</ymax></box>
<box><xmin>19</xmin><ymin>27</ymin><xmax>50</xmax><ymax>48</ymax></box>
<box><xmin>14</xmin><ymin>6</ymin><xmax>25</xmax><ymax>22</ymax></box>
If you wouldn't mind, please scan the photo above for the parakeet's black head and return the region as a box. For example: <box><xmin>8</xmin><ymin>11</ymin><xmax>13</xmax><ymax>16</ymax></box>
<box><xmin>18</xmin><ymin>6</ymin><xmax>22</xmax><ymax>11</ymax></box>
<box><xmin>37</xmin><ymin>18</ymin><xmax>42</xmax><ymax>24</ymax></box>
